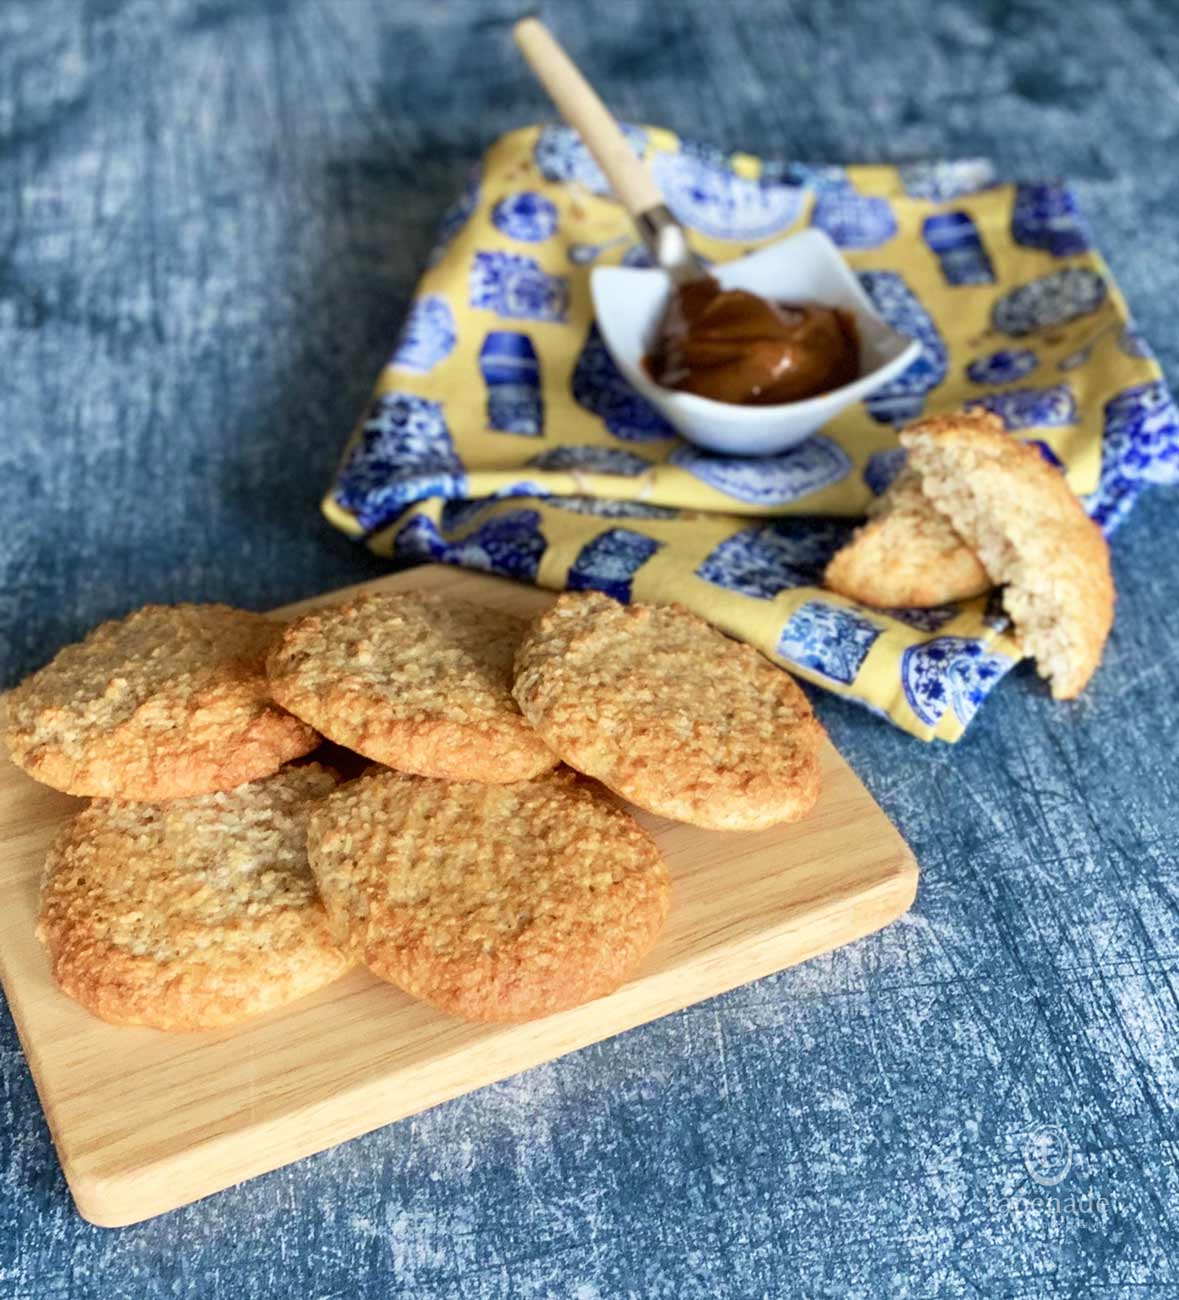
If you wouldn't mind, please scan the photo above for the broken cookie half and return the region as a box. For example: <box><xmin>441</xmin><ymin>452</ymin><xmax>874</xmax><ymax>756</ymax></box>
<box><xmin>824</xmin><ymin>409</ymin><xmax>1114</xmax><ymax>699</ymax></box>
<box><xmin>899</xmin><ymin>412</ymin><xmax>1114</xmax><ymax>700</ymax></box>
<box><xmin>824</xmin><ymin>466</ymin><xmax>991</xmax><ymax>609</ymax></box>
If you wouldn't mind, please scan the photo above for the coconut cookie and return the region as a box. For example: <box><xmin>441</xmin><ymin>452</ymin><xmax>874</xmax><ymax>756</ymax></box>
<box><xmin>307</xmin><ymin>768</ymin><xmax>670</xmax><ymax>1022</ymax></box>
<box><xmin>5</xmin><ymin>604</ymin><xmax>320</xmax><ymax>800</ymax></box>
<box><xmin>37</xmin><ymin>765</ymin><xmax>352</xmax><ymax>1031</ymax></box>
<box><xmin>824</xmin><ymin>468</ymin><xmax>991</xmax><ymax>608</ymax></box>
<box><xmin>266</xmin><ymin>591</ymin><xmax>557</xmax><ymax>783</ymax></box>
<box><xmin>513</xmin><ymin>592</ymin><xmax>822</xmax><ymax>830</ymax></box>
<box><xmin>901</xmin><ymin>412</ymin><xmax>1114</xmax><ymax>699</ymax></box>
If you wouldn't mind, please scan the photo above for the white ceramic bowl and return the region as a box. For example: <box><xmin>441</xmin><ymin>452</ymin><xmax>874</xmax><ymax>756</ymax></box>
<box><xmin>590</xmin><ymin>228</ymin><xmax>922</xmax><ymax>456</ymax></box>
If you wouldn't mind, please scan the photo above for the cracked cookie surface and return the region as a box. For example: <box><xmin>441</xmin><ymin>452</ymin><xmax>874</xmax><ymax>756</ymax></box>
<box><xmin>307</xmin><ymin>767</ymin><xmax>670</xmax><ymax>1022</ymax></box>
<box><xmin>267</xmin><ymin>590</ymin><xmax>557</xmax><ymax>783</ymax></box>
<box><xmin>5</xmin><ymin>603</ymin><xmax>320</xmax><ymax>800</ymax></box>
<box><xmin>38</xmin><ymin>764</ymin><xmax>352</xmax><ymax>1030</ymax></box>
<box><xmin>513</xmin><ymin>592</ymin><xmax>822</xmax><ymax>830</ymax></box>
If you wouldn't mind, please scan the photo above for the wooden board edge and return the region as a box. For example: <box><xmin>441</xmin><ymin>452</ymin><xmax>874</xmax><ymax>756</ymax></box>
<box><xmin>60</xmin><ymin>853</ymin><xmax>917</xmax><ymax>1227</ymax></box>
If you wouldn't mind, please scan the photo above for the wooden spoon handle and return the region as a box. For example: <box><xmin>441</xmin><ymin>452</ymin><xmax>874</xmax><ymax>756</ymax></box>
<box><xmin>513</xmin><ymin>17</ymin><xmax>663</xmax><ymax>218</ymax></box>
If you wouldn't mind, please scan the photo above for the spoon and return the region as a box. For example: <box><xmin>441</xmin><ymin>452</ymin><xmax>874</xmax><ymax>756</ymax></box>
<box><xmin>514</xmin><ymin>17</ymin><xmax>707</xmax><ymax>286</ymax></box>
<box><xmin>512</xmin><ymin>17</ymin><xmax>921</xmax><ymax>457</ymax></box>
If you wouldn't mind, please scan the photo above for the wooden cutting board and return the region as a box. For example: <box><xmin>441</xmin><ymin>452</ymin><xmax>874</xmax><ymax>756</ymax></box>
<box><xmin>0</xmin><ymin>565</ymin><xmax>918</xmax><ymax>1227</ymax></box>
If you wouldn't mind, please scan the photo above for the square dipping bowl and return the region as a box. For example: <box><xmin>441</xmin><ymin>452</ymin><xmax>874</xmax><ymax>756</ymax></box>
<box><xmin>590</xmin><ymin>228</ymin><xmax>921</xmax><ymax>456</ymax></box>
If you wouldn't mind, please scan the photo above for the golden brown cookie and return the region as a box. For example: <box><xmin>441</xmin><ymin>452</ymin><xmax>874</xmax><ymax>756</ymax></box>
<box><xmin>37</xmin><ymin>764</ymin><xmax>352</xmax><ymax>1031</ymax></box>
<box><xmin>824</xmin><ymin>468</ymin><xmax>991</xmax><ymax>608</ymax></box>
<box><xmin>901</xmin><ymin>412</ymin><xmax>1115</xmax><ymax>699</ymax></box>
<box><xmin>5</xmin><ymin>604</ymin><xmax>320</xmax><ymax>800</ymax></box>
<box><xmin>512</xmin><ymin>592</ymin><xmax>822</xmax><ymax>830</ymax></box>
<box><xmin>307</xmin><ymin>767</ymin><xmax>670</xmax><ymax>1022</ymax></box>
<box><xmin>266</xmin><ymin>590</ymin><xmax>557</xmax><ymax>783</ymax></box>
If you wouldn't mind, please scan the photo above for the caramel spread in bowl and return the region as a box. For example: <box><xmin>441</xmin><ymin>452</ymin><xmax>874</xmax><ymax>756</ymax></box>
<box><xmin>644</xmin><ymin>277</ymin><xmax>860</xmax><ymax>406</ymax></box>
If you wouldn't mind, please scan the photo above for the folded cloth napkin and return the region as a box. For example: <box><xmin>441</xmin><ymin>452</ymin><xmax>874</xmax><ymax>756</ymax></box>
<box><xmin>323</xmin><ymin>123</ymin><xmax>1179</xmax><ymax>741</ymax></box>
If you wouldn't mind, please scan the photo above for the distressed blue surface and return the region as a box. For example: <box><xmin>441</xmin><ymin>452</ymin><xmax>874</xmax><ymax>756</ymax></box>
<box><xmin>4</xmin><ymin>0</ymin><xmax>1179</xmax><ymax>1295</ymax></box>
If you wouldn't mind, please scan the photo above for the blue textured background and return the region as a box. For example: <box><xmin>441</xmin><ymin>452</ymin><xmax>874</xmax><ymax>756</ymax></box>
<box><xmin>4</xmin><ymin>1</ymin><xmax>1179</xmax><ymax>1294</ymax></box>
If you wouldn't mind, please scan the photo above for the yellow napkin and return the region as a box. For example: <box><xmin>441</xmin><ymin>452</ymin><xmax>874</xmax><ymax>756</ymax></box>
<box><xmin>324</xmin><ymin>124</ymin><xmax>1175</xmax><ymax>740</ymax></box>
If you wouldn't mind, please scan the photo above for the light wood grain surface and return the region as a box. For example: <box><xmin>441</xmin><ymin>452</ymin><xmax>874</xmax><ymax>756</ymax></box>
<box><xmin>0</xmin><ymin>566</ymin><xmax>917</xmax><ymax>1227</ymax></box>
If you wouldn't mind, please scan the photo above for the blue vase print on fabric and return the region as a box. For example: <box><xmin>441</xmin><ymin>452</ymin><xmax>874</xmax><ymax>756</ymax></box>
<box><xmin>334</xmin><ymin>393</ymin><xmax>467</xmax><ymax>532</ymax></box>
<box><xmin>966</xmin><ymin>383</ymin><xmax>1077</xmax><ymax>430</ymax></box>
<box><xmin>388</xmin><ymin>295</ymin><xmax>457</xmax><ymax>375</ymax></box>
<box><xmin>439</xmin><ymin>482</ymin><xmax>550</xmax><ymax>533</ymax></box>
<box><xmin>469</xmin><ymin>251</ymin><xmax>569</xmax><ymax>323</ymax></box>
<box><xmin>528</xmin><ymin>445</ymin><xmax>651</xmax><ymax>476</ymax></box>
<box><xmin>898</xmin><ymin>159</ymin><xmax>996</xmax><ymax>200</ymax></box>
<box><xmin>777</xmin><ymin>600</ymin><xmax>882</xmax><ymax>685</ymax></box>
<box><xmin>392</xmin><ymin>510</ymin><xmax>546</xmax><ymax>582</ymax></box>
<box><xmin>1084</xmin><ymin>380</ymin><xmax>1179</xmax><ymax>533</ymax></box>
<box><xmin>966</xmin><ymin>348</ymin><xmax>1039</xmax><ymax>386</ymax></box>
<box><xmin>1057</xmin><ymin>346</ymin><xmax>1091</xmax><ymax>374</ymax></box>
<box><xmin>545</xmin><ymin>497</ymin><xmax>678</xmax><ymax>520</ymax></box>
<box><xmin>478</xmin><ymin>331</ymin><xmax>543</xmax><ymax>436</ymax></box>
<box><xmin>772</xmin><ymin>161</ymin><xmax>851</xmax><ymax>191</ymax></box>
<box><xmin>566</xmin><ymin>529</ymin><xmax>662</xmax><ymax>602</ymax></box>
<box><xmin>810</xmin><ymin>190</ymin><xmax>898</xmax><ymax>249</ymax></box>
<box><xmin>1011</xmin><ymin>183</ymin><xmax>1091</xmax><ymax>257</ymax></box>
<box><xmin>901</xmin><ymin>636</ymin><xmax>1016</xmax><ymax>727</ymax></box>
<box><xmin>491</xmin><ymin>191</ymin><xmax>559</xmax><ymax>243</ymax></box>
<box><xmin>427</xmin><ymin>165</ymin><xmax>481</xmax><ymax>267</ymax></box>
<box><xmin>571</xmin><ymin>324</ymin><xmax>676</xmax><ymax>442</ymax></box>
<box><xmin>439</xmin><ymin>499</ymin><xmax>494</xmax><ymax>532</ymax></box>
<box><xmin>534</xmin><ymin>123</ymin><xmax>648</xmax><ymax>195</ymax></box>
<box><xmin>992</xmin><ymin>268</ymin><xmax>1107</xmax><ymax>337</ymax></box>
<box><xmin>922</xmin><ymin>211</ymin><xmax>995</xmax><ymax>285</ymax></box>
<box><xmin>863</xmin><ymin>447</ymin><xmax>908</xmax><ymax>496</ymax></box>
<box><xmin>696</xmin><ymin>520</ymin><xmax>854</xmax><ymax>600</ymax></box>
<box><xmin>858</xmin><ymin>271</ymin><xmax>949</xmax><ymax>424</ymax></box>
<box><xmin>669</xmin><ymin>436</ymin><xmax>851</xmax><ymax>506</ymax></box>
<box><xmin>651</xmin><ymin>143</ymin><xmax>805</xmax><ymax>241</ymax></box>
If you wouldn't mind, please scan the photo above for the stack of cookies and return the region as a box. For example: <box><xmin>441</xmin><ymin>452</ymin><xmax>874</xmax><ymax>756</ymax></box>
<box><xmin>5</xmin><ymin>587</ymin><xmax>825</xmax><ymax>1032</ymax></box>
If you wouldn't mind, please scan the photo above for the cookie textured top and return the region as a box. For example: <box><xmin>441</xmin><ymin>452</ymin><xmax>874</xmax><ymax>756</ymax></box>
<box><xmin>5</xmin><ymin>604</ymin><xmax>320</xmax><ymax>800</ymax></box>
<box><xmin>307</xmin><ymin>767</ymin><xmax>670</xmax><ymax>1022</ymax></box>
<box><xmin>266</xmin><ymin>590</ymin><xmax>557</xmax><ymax>783</ymax></box>
<box><xmin>901</xmin><ymin>411</ymin><xmax>1114</xmax><ymax>698</ymax></box>
<box><xmin>513</xmin><ymin>593</ymin><xmax>823</xmax><ymax>830</ymax></box>
<box><xmin>37</xmin><ymin>764</ymin><xmax>352</xmax><ymax>1031</ymax></box>
<box><xmin>824</xmin><ymin>467</ymin><xmax>991</xmax><ymax>608</ymax></box>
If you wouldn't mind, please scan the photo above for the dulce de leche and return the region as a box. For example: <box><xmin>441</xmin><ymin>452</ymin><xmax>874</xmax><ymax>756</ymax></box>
<box><xmin>644</xmin><ymin>277</ymin><xmax>860</xmax><ymax>406</ymax></box>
